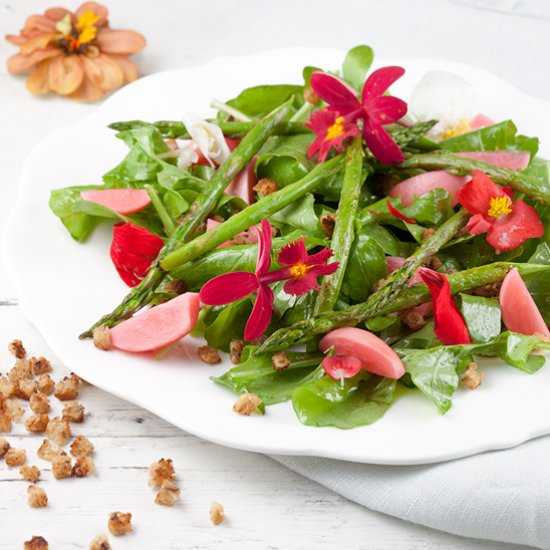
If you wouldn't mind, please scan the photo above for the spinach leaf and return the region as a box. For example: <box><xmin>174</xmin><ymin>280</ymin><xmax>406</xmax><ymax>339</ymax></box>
<box><xmin>292</xmin><ymin>373</ymin><xmax>396</xmax><ymax>429</ymax></box>
<box><xmin>460</xmin><ymin>294</ymin><xmax>501</xmax><ymax>343</ymax></box>
<box><xmin>270</xmin><ymin>194</ymin><xmax>323</xmax><ymax>237</ymax></box>
<box><xmin>342</xmin><ymin>45</ymin><xmax>374</xmax><ymax>91</ymax></box>
<box><xmin>226</xmin><ymin>85</ymin><xmax>304</xmax><ymax>118</ymax></box>
<box><xmin>204</xmin><ymin>299</ymin><xmax>253</xmax><ymax>351</ymax></box>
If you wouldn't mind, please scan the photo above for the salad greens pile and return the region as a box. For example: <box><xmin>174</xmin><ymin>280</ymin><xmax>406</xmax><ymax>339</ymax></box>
<box><xmin>50</xmin><ymin>45</ymin><xmax>550</xmax><ymax>429</ymax></box>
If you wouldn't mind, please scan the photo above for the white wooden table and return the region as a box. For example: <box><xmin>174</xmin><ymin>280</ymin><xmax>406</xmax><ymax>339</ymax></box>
<box><xmin>1</xmin><ymin>1</ymin><xmax>547</xmax><ymax>547</ymax></box>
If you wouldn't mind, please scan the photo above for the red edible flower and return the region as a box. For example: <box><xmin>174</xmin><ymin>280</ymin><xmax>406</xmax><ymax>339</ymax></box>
<box><xmin>386</xmin><ymin>201</ymin><xmax>417</xmax><ymax>224</ymax></box>
<box><xmin>419</xmin><ymin>268</ymin><xmax>472</xmax><ymax>345</ymax></box>
<box><xmin>199</xmin><ymin>220</ymin><xmax>339</xmax><ymax>341</ymax></box>
<box><xmin>457</xmin><ymin>170</ymin><xmax>544</xmax><ymax>251</ymax></box>
<box><xmin>110</xmin><ymin>222</ymin><xmax>164</xmax><ymax>287</ymax></box>
<box><xmin>308</xmin><ymin>67</ymin><xmax>408</xmax><ymax>164</ymax></box>
<box><xmin>321</xmin><ymin>355</ymin><xmax>362</xmax><ymax>382</ymax></box>
<box><xmin>305</xmin><ymin>109</ymin><xmax>361</xmax><ymax>163</ymax></box>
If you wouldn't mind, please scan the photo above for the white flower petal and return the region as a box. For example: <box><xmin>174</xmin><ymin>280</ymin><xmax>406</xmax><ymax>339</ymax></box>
<box><xmin>176</xmin><ymin>142</ymin><xmax>199</xmax><ymax>170</ymax></box>
<box><xmin>181</xmin><ymin>113</ymin><xmax>230</xmax><ymax>167</ymax></box>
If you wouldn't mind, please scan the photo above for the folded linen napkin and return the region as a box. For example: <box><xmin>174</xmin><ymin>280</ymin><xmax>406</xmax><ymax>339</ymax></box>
<box><xmin>272</xmin><ymin>438</ymin><xmax>550</xmax><ymax>549</ymax></box>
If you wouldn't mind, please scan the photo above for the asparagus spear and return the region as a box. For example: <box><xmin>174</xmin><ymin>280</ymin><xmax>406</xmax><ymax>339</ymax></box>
<box><xmin>314</xmin><ymin>137</ymin><xmax>365</xmax><ymax>315</ymax></box>
<box><xmin>257</xmin><ymin>262</ymin><xmax>550</xmax><ymax>353</ymax></box>
<box><xmin>400</xmin><ymin>152</ymin><xmax>550</xmax><ymax>205</ymax></box>
<box><xmin>80</xmin><ymin>102</ymin><xmax>294</xmax><ymax>338</ymax></box>
<box><xmin>160</xmin><ymin>155</ymin><xmax>345</xmax><ymax>271</ymax></box>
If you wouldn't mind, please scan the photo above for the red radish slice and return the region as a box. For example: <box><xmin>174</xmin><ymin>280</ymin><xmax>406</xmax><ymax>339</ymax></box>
<box><xmin>110</xmin><ymin>293</ymin><xmax>200</xmax><ymax>353</ymax></box>
<box><xmin>320</xmin><ymin>327</ymin><xmax>405</xmax><ymax>379</ymax></box>
<box><xmin>226</xmin><ymin>158</ymin><xmax>257</xmax><ymax>205</ymax></box>
<box><xmin>80</xmin><ymin>189</ymin><xmax>151</xmax><ymax>215</ymax></box>
<box><xmin>456</xmin><ymin>151</ymin><xmax>530</xmax><ymax>170</ymax></box>
<box><xmin>322</xmin><ymin>356</ymin><xmax>362</xmax><ymax>381</ymax></box>
<box><xmin>499</xmin><ymin>268</ymin><xmax>550</xmax><ymax>341</ymax></box>
<box><xmin>470</xmin><ymin>113</ymin><xmax>494</xmax><ymax>129</ymax></box>
<box><xmin>388</xmin><ymin>170</ymin><xmax>469</xmax><ymax>207</ymax></box>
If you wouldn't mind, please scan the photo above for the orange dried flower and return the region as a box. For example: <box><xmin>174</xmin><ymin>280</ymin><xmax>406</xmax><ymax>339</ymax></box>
<box><xmin>5</xmin><ymin>2</ymin><xmax>145</xmax><ymax>101</ymax></box>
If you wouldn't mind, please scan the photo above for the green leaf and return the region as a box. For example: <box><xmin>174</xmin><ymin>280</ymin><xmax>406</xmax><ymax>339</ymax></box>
<box><xmin>342</xmin><ymin>45</ymin><xmax>374</xmax><ymax>91</ymax></box>
<box><xmin>303</xmin><ymin>66</ymin><xmax>321</xmax><ymax>88</ymax></box>
<box><xmin>163</xmin><ymin>190</ymin><xmax>190</xmax><ymax>218</ymax></box>
<box><xmin>213</xmin><ymin>347</ymin><xmax>324</xmax><ymax>405</ymax></box>
<box><xmin>292</xmin><ymin>373</ymin><xmax>396</xmax><ymax>429</ymax></box>
<box><xmin>484</xmin><ymin>331</ymin><xmax>548</xmax><ymax>373</ymax></box>
<box><xmin>204</xmin><ymin>299</ymin><xmax>253</xmax><ymax>352</ymax></box>
<box><xmin>227</xmin><ymin>85</ymin><xmax>304</xmax><ymax>118</ymax></box>
<box><xmin>460</xmin><ymin>294</ymin><xmax>502</xmax><ymax>343</ymax></box>
<box><xmin>270</xmin><ymin>194</ymin><xmax>323</xmax><ymax>237</ymax></box>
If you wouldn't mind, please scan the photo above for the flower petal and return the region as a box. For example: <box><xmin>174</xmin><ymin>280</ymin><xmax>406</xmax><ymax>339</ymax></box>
<box><xmin>199</xmin><ymin>272</ymin><xmax>258</xmax><ymax>306</ymax></box>
<box><xmin>310</xmin><ymin>72</ymin><xmax>361</xmax><ymax>114</ymax></box>
<box><xmin>48</xmin><ymin>54</ymin><xmax>84</xmax><ymax>94</ymax></box>
<box><xmin>322</xmin><ymin>355</ymin><xmax>362</xmax><ymax>381</ymax></box>
<box><xmin>466</xmin><ymin>213</ymin><xmax>491</xmax><ymax>235</ymax></box>
<box><xmin>309</xmin><ymin>261</ymin><xmax>339</xmax><ymax>278</ymax></box>
<box><xmin>44</xmin><ymin>8</ymin><xmax>72</xmax><ymax>21</ymax></box>
<box><xmin>305</xmin><ymin>247</ymin><xmax>334</xmax><ymax>267</ymax></box>
<box><xmin>486</xmin><ymin>199</ymin><xmax>544</xmax><ymax>251</ymax></box>
<box><xmin>68</xmin><ymin>74</ymin><xmax>105</xmax><ymax>101</ymax></box>
<box><xmin>277</xmin><ymin>238</ymin><xmax>308</xmax><ymax>266</ymax></box>
<box><xmin>366</xmin><ymin>96</ymin><xmax>408</xmax><ymax>125</ymax></box>
<box><xmin>75</xmin><ymin>2</ymin><xmax>109</xmax><ymax>27</ymax></box>
<box><xmin>363</xmin><ymin>120</ymin><xmax>405</xmax><ymax>164</ymax></box>
<box><xmin>23</xmin><ymin>14</ymin><xmax>58</xmax><ymax>32</ymax></box>
<box><xmin>109</xmin><ymin>55</ymin><xmax>140</xmax><ymax>82</ymax></box>
<box><xmin>7</xmin><ymin>48</ymin><xmax>60</xmax><ymax>73</ymax></box>
<box><xmin>110</xmin><ymin>223</ymin><xmax>164</xmax><ymax>287</ymax></box>
<box><xmin>244</xmin><ymin>284</ymin><xmax>274</xmax><ymax>341</ymax></box>
<box><xmin>19</xmin><ymin>32</ymin><xmax>57</xmax><ymax>55</ymax></box>
<box><xmin>387</xmin><ymin>201</ymin><xmax>416</xmax><ymax>224</ymax></box>
<box><xmin>26</xmin><ymin>59</ymin><xmax>53</xmax><ymax>94</ymax></box>
<box><xmin>95</xmin><ymin>28</ymin><xmax>146</xmax><ymax>54</ymax></box>
<box><xmin>362</xmin><ymin>66</ymin><xmax>405</xmax><ymax>104</ymax></box>
<box><xmin>181</xmin><ymin>114</ymin><xmax>230</xmax><ymax>167</ymax></box>
<box><xmin>283</xmin><ymin>272</ymin><xmax>319</xmax><ymax>295</ymax></box>
<box><xmin>457</xmin><ymin>170</ymin><xmax>508</xmax><ymax>217</ymax></box>
<box><xmin>419</xmin><ymin>268</ymin><xmax>472</xmax><ymax>345</ymax></box>
<box><xmin>254</xmin><ymin>219</ymin><xmax>272</xmax><ymax>276</ymax></box>
<box><xmin>81</xmin><ymin>53</ymin><xmax>123</xmax><ymax>92</ymax></box>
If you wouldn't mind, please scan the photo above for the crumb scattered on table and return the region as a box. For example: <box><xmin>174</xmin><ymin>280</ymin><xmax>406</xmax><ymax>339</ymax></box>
<box><xmin>27</xmin><ymin>485</ymin><xmax>48</xmax><ymax>508</ymax></box>
<box><xmin>209</xmin><ymin>501</ymin><xmax>225</xmax><ymax>525</ymax></box>
<box><xmin>108</xmin><ymin>512</ymin><xmax>133</xmax><ymax>536</ymax></box>
<box><xmin>197</xmin><ymin>345</ymin><xmax>222</xmax><ymax>365</ymax></box>
<box><xmin>24</xmin><ymin>535</ymin><xmax>48</xmax><ymax>549</ymax></box>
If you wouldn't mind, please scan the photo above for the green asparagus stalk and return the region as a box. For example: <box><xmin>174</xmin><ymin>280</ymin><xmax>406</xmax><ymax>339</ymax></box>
<box><xmin>161</xmin><ymin>155</ymin><xmax>345</xmax><ymax>271</ymax></box>
<box><xmin>80</xmin><ymin>102</ymin><xmax>294</xmax><ymax>338</ymax></box>
<box><xmin>257</xmin><ymin>262</ymin><xmax>550</xmax><ymax>353</ymax></box>
<box><xmin>400</xmin><ymin>152</ymin><xmax>550</xmax><ymax>205</ymax></box>
<box><xmin>144</xmin><ymin>185</ymin><xmax>176</xmax><ymax>235</ymax></box>
<box><xmin>314</xmin><ymin>138</ymin><xmax>365</xmax><ymax>315</ymax></box>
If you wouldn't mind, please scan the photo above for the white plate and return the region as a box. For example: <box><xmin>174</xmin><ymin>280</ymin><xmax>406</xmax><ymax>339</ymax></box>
<box><xmin>4</xmin><ymin>48</ymin><xmax>550</xmax><ymax>465</ymax></box>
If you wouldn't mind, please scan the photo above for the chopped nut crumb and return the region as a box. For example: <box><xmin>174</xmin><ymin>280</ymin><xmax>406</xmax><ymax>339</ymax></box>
<box><xmin>30</xmin><ymin>392</ymin><xmax>51</xmax><ymax>414</ymax></box>
<box><xmin>250</xmin><ymin>334</ymin><xmax>268</xmax><ymax>346</ymax></box>
<box><xmin>462</xmin><ymin>362</ymin><xmax>484</xmax><ymax>390</ymax></box>
<box><xmin>37</xmin><ymin>439</ymin><xmax>64</xmax><ymax>461</ymax></box>
<box><xmin>471</xmin><ymin>281</ymin><xmax>502</xmax><ymax>298</ymax></box>
<box><xmin>17</xmin><ymin>378</ymin><xmax>38</xmax><ymax>400</ymax></box>
<box><xmin>108</xmin><ymin>512</ymin><xmax>133</xmax><ymax>536</ymax></box>
<box><xmin>54</xmin><ymin>375</ymin><xmax>80</xmax><ymax>401</ymax></box>
<box><xmin>20</xmin><ymin>465</ymin><xmax>41</xmax><ymax>482</ymax></box>
<box><xmin>0</xmin><ymin>377</ymin><xmax>16</xmax><ymax>398</ymax></box>
<box><xmin>37</xmin><ymin>374</ymin><xmax>55</xmax><ymax>395</ymax></box>
<box><xmin>46</xmin><ymin>417</ymin><xmax>71</xmax><ymax>446</ymax></box>
<box><xmin>5</xmin><ymin>447</ymin><xmax>26</xmax><ymax>467</ymax></box>
<box><xmin>8</xmin><ymin>361</ymin><xmax>32</xmax><ymax>383</ymax></box>
<box><xmin>304</xmin><ymin>87</ymin><xmax>320</xmax><ymax>105</ymax></box>
<box><xmin>155</xmin><ymin>479</ymin><xmax>180</xmax><ymax>506</ymax></box>
<box><xmin>25</xmin><ymin>414</ymin><xmax>50</xmax><ymax>434</ymax></box>
<box><xmin>30</xmin><ymin>356</ymin><xmax>52</xmax><ymax>375</ymax></box>
<box><xmin>27</xmin><ymin>485</ymin><xmax>48</xmax><ymax>508</ymax></box>
<box><xmin>197</xmin><ymin>345</ymin><xmax>222</xmax><ymax>365</ymax></box>
<box><xmin>3</xmin><ymin>397</ymin><xmax>24</xmax><ymax>421</ymax></box>
<box><xmin>429</xmin><ymin>256</ymin><xmax>444</xmax><ymax>270</ymax></box>
<box><xmin>70</xmin><ymin>435</ymin><xmax>94</xmax><ymax>458</ymax></box>
<box><xmin>24</xmin><ymin>535</ymin><xmax>49</xmax><ymax>549</ymax></box>
<box><xmin>8</xmin><ymin>339</ymin><xmax>26</xmax><ymax>359</ymax></box>
<box><xmin>52</xmin><ymin>454</ymin><xmax>73</xmax><ymax>479</ymax></box>
<box><xmin>0</xmin><ymin>438</ymin><xmax>10</xmax><ymax>458</ymax></box>
<box><xmin>422</xmin><ymin>227</ymin><xmax>436</xmax><ymax>240</ymax></box>
<box><xmin>209</xmin><ymin>501</ymin><xmax>225</xmax><ymax>525</ymax></box>
<box><xmin>165</xmin><ymin>279</ymin><xmax>187</xmax><ymax>295</ymax></box>
<box><xmin>319</xmin><ymin>212</ymin><xmax>337</xmax><ymax>238</ymax></box>
<box><xmin>73</xmin><ymin>456</ymin><xmax>96</xmax><ymax>477</ymax></box>
<box><xmin>89</xmin><ymin>534</ymin><xmax>111</xmax><ymax>550</ymax></box>
<box><xmin>62</xmin><ymin>401</ymin><xmax>85</xmax><ymax>423</ymax></box>
<box><xmin>92</xmin><ymin>326</ymin><xmax>111</xmax><ymax>351</ymax></box>
<box><xmin>230</xmin><ymin>233</ymin><xmax>255</xmax><ymax>245</ymax></box>
<box><xmin>148</xmin><ymin>458</ymin><xmax>176</xmax><ymax>488</ymax></box>
<box><xmin>0</xmin><ymin>411</ymin><xmax>12</xmax><ymax>433</ymax></box>
<box><xmin>398</xmin><ymin>308</ymin><xmax>427</xmax><ymax>331</ymax></box>
<box><xmin>272</xmin><ymin>351</ymin><xmax>291</xmax><ymax>371</ymax></box>
<box><xmin>253</xmin><ymin>178</ymin><xmax>278</xmax><ymax>196</ymax></box>
<box><xmin>229</xmin><ymin>339</ymin><xmax>245</xmax><ymax>365</ymax></box>
<box><xmin>233</xmin><ymin>393</ymin><xmax>262</xmax><ymax>416</ymax></box>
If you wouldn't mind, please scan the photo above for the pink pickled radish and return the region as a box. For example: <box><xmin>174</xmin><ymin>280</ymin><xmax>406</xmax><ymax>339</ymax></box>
<box><xmin>470</xmin><ymin>113</ymin><xmax>494</xmax><ymax>129</ymax></box>
<box><xmin>388</xmin><ymin>170</ymin><xmax>469</xmax><ymax>207</ymax></box>
<box><xmin>80</xmin><ymin>189</ymin><xmax>151</xmax><ymax>215</ymax></box>
<box><xmin>320</xmin><ymin>327</ymin><xmax>405</xmax><ymax>379</ymax></box>
<box><xmin>499</xmin><ymin>268</ymin><xmax>550</xmax><ymax>340</ymax></box>
<box><xmin>226</xmin><ymin>158</ymin><xmax>257</xmax><ymax>205</ymax></box>
<box><xmin>110</xmin><ymin>293</ymin><xmax>200</xmax><ymax>353</ymax></box>
<box><xmin>456</xmin><ymin>151</ymin><xmax>530</xmax><ymax>170</ymax></box>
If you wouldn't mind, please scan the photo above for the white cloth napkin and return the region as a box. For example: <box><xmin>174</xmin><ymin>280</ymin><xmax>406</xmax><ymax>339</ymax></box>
<box><xmin>272</xmin><ymin>437</ymin><xmax>550</xmax><ymax>549</ymax></box>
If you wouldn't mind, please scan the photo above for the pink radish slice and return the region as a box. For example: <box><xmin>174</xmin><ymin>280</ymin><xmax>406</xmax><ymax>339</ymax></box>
<box><xmin>319</xmin><ymin>327</ymin><xmax>406</xmax><ymax>379</ymax></box>
<box><xmin>388</xmin><ymin>170</ymin><xmax>469</xmax><ymax>207</ymax></box>
<box><xmin>386</xmin><ymin>257</ymin><xmax>432</xmax><ymax>316</ymax></box>
<box><xmin>206</xmin><ymin>218</ymin><xmax>258</xmax><ymax>248</ymax></box>
<box><xmin>470</xmin><ymin>113</ymin><xmax>494</xmax><ymax>130</ymax></box>
<box><xmin>110</xmin><ymin>293</ymin><xmax>200</xmax><ymax>353</ymax></box>
<box><xmin>226</xmin><ymin>158</ymin><xmax>257</xmax><ymax>205</ymax></box>
<box><xmin>499</xmin><ymin>268</ymin><xmax>550</xmax><ymax>341</ymax></box>
<box><xmin>456</xmin><ymin>151</ymin><xmax>530</xmax><ymax>170</ymax></box>
<box><xmin>80</xmin><ymin>189</ymin><xmax>151</xmax><ymax>215</ymax></box>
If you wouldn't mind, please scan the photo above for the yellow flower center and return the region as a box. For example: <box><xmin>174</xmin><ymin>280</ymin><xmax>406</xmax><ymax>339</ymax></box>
<box><xmin>325</xmin><ymin>117</ymin><xmax>345</xmax><ymax>141</ymax></box>
<box><xmin>487</xmin><ymin>196</ymin><xmax>513</xmax><ymax>219</ymax></box>
<box><xmin>441</xmin><ymin>118</ymin><xmax>471</xmax><ymax>140</ymax></box>
<box><xmin>76</xmin><ymin>11</ymin><xmax>99</xmax><ymax>44</ymax></box>
<box><xmin>289</xmin><ymin>263</ymin><xmax>311</xmax><ymax>279</ymax></box>
<box><xmin>55</xmin><ymin>10</ymin><xmax>98</xmax><ymax>52</ymax></box>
